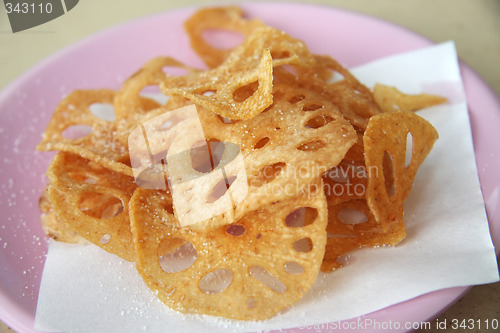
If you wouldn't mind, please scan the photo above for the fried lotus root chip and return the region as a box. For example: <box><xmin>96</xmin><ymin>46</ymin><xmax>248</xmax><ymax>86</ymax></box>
<box><xmin>196</xmin><ymin>83</ymin><xmax>357</xmax><ymax>224</ymax></box>
<box><xmin>162</xmin><ymin>26</ymin><xmax>317</xmax><ymax>120</ymax></box>
<box><xmin>47</xmin><ymin>152</ymin><xmax>137</xmax><ymax>261</ymax></box>
<box><xmin>373</xmin><ymin>83</ymin><xmax>447</xmax><ymax>113</ymax></box>
<box><xmin>184</xmin><ymin>6</ymin><xmax>264</xmax><ymax>68</ymax></box>
<box><xmin>36</xmin><ymin>89</ymin><xmax>134</xmax><ymax>176</ymax></box>
<box><xmin>274</xmin><ymin>55</ymin><xmax>382</xmax><ymax>130</ymax></box>
<box><xmin>129</xmin><ymin>185</ymin><xmax>327</xmax><ymax>320</ymax></box>
<box><xmin>162</xmin><ymin>48</ymin><xmax>273</xmax><ymax>120</ymax></box>
<box><xmin>363</xmin><ymin>111</ymin><xmax>438</xmax><ymax>230</ymax></box>
<box><xmin>114</xmin><ymin>56</ymin><xmax>195</xmax><ymax>121</ymax></box>
<box><xmin>321</xmin><ymin>199</ymin><xmax>405</xmax><ymax>272</ymax></box>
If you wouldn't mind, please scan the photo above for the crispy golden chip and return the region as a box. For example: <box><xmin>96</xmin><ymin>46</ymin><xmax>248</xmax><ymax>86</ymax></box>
<box><xmin>274</xmin><ymin>55</ymin><xmax>382</xmax><ymax>130</ymax></box>
<box><xmin>162</xmin><ymin>26</ymin><xmax>317</xmax><ymax>120</ymax></box>
<box><xmin>373</xmin><ymin>83</ymin><xmax>447</xmax><ymax>113</ymax></box>
<box><xmin>130</xmin><ymin>185</ymin><xmax>327</xmax><ymax>320</ymax></box>
<box><xmin>115</xmin><ymin>56</ymin><xmax>195</xmax><ymax>121</ymax></box>
<box><xmin>36</xmin><ymin>89</ymin><xmax>134</xmax><ymax>176</ymax></box>
<box><xmin>160</xmin><ymin>49</ymin><xmax>272</xmax><ymax>120</ymax></box>
<box><xmin>363</xmin><ymin>111</ymin><xmax>438</xmax><ymax>230</ymax></box>
<box><xmin>47</xmin><ymin>152</ymin><xmax>137</xmax><ymax>261</ymax></box>
<box><xmin>162</xmin><ymin>48</ymin><xmax>273</xmax><ymax>120</ymax></box>
<box><xmin>184</xmin><ymin>6</ymin><xmax>264</xmax><ymax>68</ymax></box>
<box><xmin>228</xmin><ymin>26</ymin><xmax>315</xmax><ymax>69</ymax></box>
<box><xmin>113</xmin><ymin>57</ymin><xmax>199</xmax><ymax>150</ymax></box>
<box><xmin>321</xmin><ymin>199</ymin><xmax>405</xmax><ymax>272</ymax></box>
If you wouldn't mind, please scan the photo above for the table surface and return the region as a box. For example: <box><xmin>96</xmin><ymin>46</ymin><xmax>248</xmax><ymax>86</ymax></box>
<box><xmin>0</xmin><ymin>1</ymin><xmax>499</xmax><ymax>332</ymax></box>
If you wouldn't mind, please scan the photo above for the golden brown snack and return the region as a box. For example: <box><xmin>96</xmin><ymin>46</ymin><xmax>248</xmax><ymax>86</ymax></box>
<box><xmin>373</xmin><ymin>83</ymin><xmax>447</xmax><ymax>113</ymax></box>
<box><xmin>322</xmin><ymin>199</ymin><xmax>405</xmax><ymax>272</ymax></box>
<box><xmin>184</xmin><ymin>6</ymin><xmax>264</xmax><ymax>68</ymax></box>
<box><xmin>363</xmin><ymin>111</ymin><xmax>439</xmax><ymax>231</ymax></box>
<box><xmin>114</xmin><ymin>56</ymin><xmax>196</xmax><ymax>121</ymax></box>
<box><xmin>36</xmin><ymin>89</ymin><xmax>134</xmax><ymax>176</ymax></box>
<box><xmin>130</xmin><ymin>185</ymin><xmax>327</xmax><ymax>320</ymax></box>
<box><xmin>47</xmin><ymin>152</ymin><xmax>137</xmax><ymax>261</ymax></box>
<box><xmin>274</xmin><ymin>55</ymin><xmax>382</xmax><ymax>130</ymax></box>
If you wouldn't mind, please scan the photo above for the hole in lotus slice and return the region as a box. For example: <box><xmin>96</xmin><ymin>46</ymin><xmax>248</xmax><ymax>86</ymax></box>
<box><xmin>383</xmin><ymin>151</ymin><xmax>395</xmax><ymax>196</ymax></box>
<box><xmin>134</xmin><ymin>164</ymin><xmax>168</xmax><ymax>190</ymax></box>
<box><xmin>326</xmin><ymin>166</ymin><xmax>350</xmax><ymax>183</ymax></box>
<box><xmin>302</xmin><ymin>104</ymin><xmax>323</xmax><ymax>112</ymax></box>
<box><xmin>337</xmin><ymin>208</ymin><xmax>368</xmax><ymax>225</ymax></box>
<box><xmin>78</xmin><ymin>192</ymin><xmax>124</xmax><ymax>219</ymax></box>
<box><xmin>62</xmin><ymin>124</ymin><xmax>92</xmax><ymax>140</ymax></box>
<box><xmin>326</xmin><ymin>70</ymin><xmax>345</xmax><ymax>84</ymax></box>
<box><xmin>89</xmin><ymin>103</ymin><xmax>115</xmax><ymax>121</ymax></box>
<box><xmin>202</xmin><ymin>29</ymin><xmax>245</xmax><ymax>50</ymax></box>
<box><xmin>279</xmin><ymin>64</ymin><xmax>298</xmax><ymax>77</ymax></box>
<box><xmin>285</xmin><ymin>207</ymin><xmax>318</xmax><ymax>227</ymax></box>
<box><xmin>216</xmin><ymin>114</ymin><xmax>236</xmax><ymax>124</ymax></box>
<box><xmin>158</xmin><ymin>238</ymin><xmax>198</xmax><ymax>273</ymax></box>
<box><xmin>405</xmin><ymin>132</ymin><xmax>413</xmax><ymax>168</ymax></box>
<box><xmin>297</xmin><ymin>140</ymin><xmax>326</xmax><ymax>152</ymax></box>
<box><xmin>162</xmin><ymin>66</ymin><xmax>189</xmax><ymax>77</ymax></box>
<box><xmin>99</xmin><ymin>234</ymin><xmax>111</xmax><ymax>244</ymax></box>
<box><xmin>190</xmin><ymin>139</ymin><xmax>225</xmax><ymax>173</ymax></box>
<box><xmin>293</xmin><ymin>238</ymin><xmax>313</xmax><ymax>253</ymax></box>
<box><xmin>247</xmin><ymin>296</ymin><xmax>256</xmax><ymax>309</ymax></box>
<box><xmin>190</xmin><ymin>140</ymin><xmax>213</xmax><ymax>173</ymax></box>
<box><xmin>156</xmin><ymin>112</ymin><xmax>189</xmax><ymax>132</ymax></box>
<box><xmin>199</xmin><ymin>268</ymin><xmax>234</xmax><ymax>294</ymax></box>
<box><xmin>270</xmin><ymin>50</ymin><xmax>291</xmax><ymax>60</ymax></box>
<box><xmin>139</xmin><ymin>85</ymin><xmax>169</xmax><ymax>105</ymax></box>
<box><xmin>68</xmin><ymin>171</ymin><xmax>98</xmax><ymax>185</ymax></box>
<box><xmin>205</xmin><ymin>140</ymin><xmax>225</xmax><ymax>170</ymax></box>
<box><xmin>233</xmin><ymin>81</ymin><xmax>259</xmax><ymax>103</ymax></box>
<box><xmin>254</xmin><ymin>137</ymin><xmax>270</xmax><ymax>149</ymax></box>
<box><xmin>284</xmin><ymin>261</ymin><xmax>304</xmax><ymax>275</ymax></box>
<box><xmin>226</xmin><ymin>224</ymin><xmax>245</xmax><ymax>236</ymax></box>
<box><xmin>101</xmin><ymin>202</ymin><xmax>124</xmax><ymax>219</ymax></box>
<box><xmin>305</xmin><ymin>115</ymin><xmax>334</xmax><ymax>129</ymax></box>
<box><xmin>139</xmin><ymin>84</ymin><xmax>162</xmax><ymax>95</ymax></box>
<box><xmin>288</xmin><ymin>94</ymin><xmax>305</xmax><ymax>104</ymax></box>
<box><xmin>249</xmin><ymin>266</ymin><xmax>286</xmax><ymax>294</ymax></box>
<box><xmin>203</xmin><ymin>90</ymin><xmax>216</xmax><ymax>96</ymax></box>
<box><xmin>206</xmin><ymin>175</ymin><xmax>237</xmax><ymax>204</ymax></box>
<box><xmin>253</xmin><ymin>162</ymin><xmax>286</xmax><ymax>187</ymax></box>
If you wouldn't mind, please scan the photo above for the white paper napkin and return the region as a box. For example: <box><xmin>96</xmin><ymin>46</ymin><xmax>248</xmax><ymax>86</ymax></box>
<box><xmin>34</xmin><ymin>41</ymin><xmax>499</xmax><ymax>333</ymax></box>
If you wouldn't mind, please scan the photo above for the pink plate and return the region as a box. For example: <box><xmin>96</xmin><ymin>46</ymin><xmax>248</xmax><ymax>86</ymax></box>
<box><xmin>0</xmin><ymin>3</ymin><xmax>499</xmax><ymax>332</ymax></box>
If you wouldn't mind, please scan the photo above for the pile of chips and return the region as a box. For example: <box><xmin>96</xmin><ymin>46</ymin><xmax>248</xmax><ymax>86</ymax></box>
<box><xmin>37</xmin><ymin>6</ymin><xmax>444</xmax><ymax>320</ymax></box>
